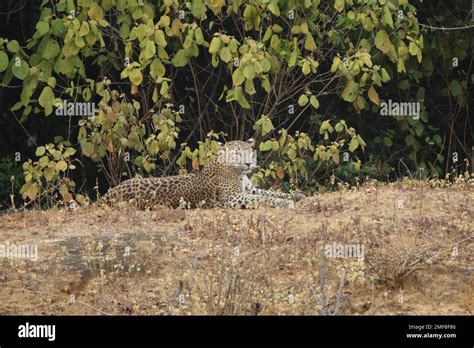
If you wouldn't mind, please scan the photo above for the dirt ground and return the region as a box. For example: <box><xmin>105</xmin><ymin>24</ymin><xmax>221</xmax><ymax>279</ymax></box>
<box><xmin>0</xmin><ymin>180</ymin><xmax>472</xmax><ymax>315</ymax></box>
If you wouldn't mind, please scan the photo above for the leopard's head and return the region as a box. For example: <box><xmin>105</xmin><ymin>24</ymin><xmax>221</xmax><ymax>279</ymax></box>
<box><xmin>217</xmin><ymin>138</ymin><xmax>257</xmax><ymax>174</ymax></box>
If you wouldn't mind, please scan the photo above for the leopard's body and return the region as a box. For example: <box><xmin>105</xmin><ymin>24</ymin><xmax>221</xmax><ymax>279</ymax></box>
<box><xmin>101</xmin><ymin>139</ymin><xmax>302</xmax><ymax>209</ymax></box>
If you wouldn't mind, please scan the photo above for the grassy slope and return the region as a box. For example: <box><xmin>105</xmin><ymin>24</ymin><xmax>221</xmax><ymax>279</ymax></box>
<box><xmin>0</xmin><ymin>180</ymin><xmax>472</xmax><ymax>315</ymax></box>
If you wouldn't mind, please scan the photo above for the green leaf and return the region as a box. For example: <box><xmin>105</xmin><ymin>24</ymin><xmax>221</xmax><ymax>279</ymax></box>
<box><xmin>367</xmin><ymin>86</ymin><xmax>380</xmax><ymax>105</ymax></box>
<box><xmin>51</xmin><ymin>19</ymin><xmax>65</xmax><ymax>37</ymax></box>
<box><xmin>288</xmin><ymin>50</ymin><xmax>298</xmax><ymax>67</ymax></box>
<box><xmin>152</xmin><ymin>86</ymin><xmax>159</xmax><ymax>102</ymax></box>
<box><xmin>22</xmin><ymin>182</ymin><xmax>39</xmax><ymax>200</ymax></box>
<box><xmin>304</xmin><ymin>33</ymin><xmax>317</xmax><ymax>52</ymax></box>
<box><xmin>75</xmin><ymin>35</ymin><xmax>85</xmax><ymax>48</ymax></box>
<box><xmin>238</xmin><ymin>95</ymin><xmax>251</xmax><ymax>109</ymax></box>
<box><xmin>154</xmin><ymin>30</ymin><xmax>167</xmax><ymax>47</ymax></box>
<box><xmin>0</xmin><ymin>51</ymin><xmax>9</xmax><ymax>73</ymax></box>
<box><xmin>244</xmin><ymin>78</ymin><xmax>256</xmax><ymax>95</ymax></box>
<box><xmin>261</xmin><ymin>117</ymin><xmax>274</xmax><ymax>136</ymax></box>
<box><xmin>356</xmin><ymin>96</ymin><xmax>366</xmax><ymax>110</ymax></box>
<box><xmin>382</xmin><ymin>5</ymin><xmax>393</xmax><ymax>28</ymax></box>
<box><xmin>259</xmin><ymin>140</ymin><xmax>272</xmax><ymax>151</ymax></box>
<box><xmin>7</xmin><ymin>40</ymin><xmax>20</xmax><ymax>53</ymax></box>
<box><xmin>150</xmin><ymin>58</ymin><xmax>165</xmax><ymax>80</ymax></box>
<box><xmin>405</xmin><ymin>134</ymin><xmax>416</xmax><ymax>146</ymax></box>
<box><xmin>129</xmin><ymin>69</ymin><xmax>143</xmax><ymax>85</ymax></box>
<box><xmin>36</xmin><ymin>21</ymin><xmax>50</xmax><ymax>36</ymax></box>
<box><xmin>408</xmin><ymin>42</ymin><xmax>418</xmax><ymax>56</ymax></box>
<box><xmin>211</xmin><ymin>54</ymin><xmax>219</xmax><ymax>67</ymax></box>
<box><xmin>208</xmin><ymin>37</ymin><xmax>221</xmax><ymax>54</ymax></box>
<box><xmin>320</xmin><ymin>120</ymin><xmax>333</xmax><ymax>133</ymax></box>
<box><xmin>341</xmin><ymin>81</ymin><xmax>359</xmax><ymax>102</ymax></box>
<box><xmin>380</xmin><ymin>68</ymin><xmax>390</xmax><ymax>82</ymax></box>
<box><xmin>38</xmin><ymin>86</ymin><xmax>54</xmax><ymax>116</ymax></box>
<box><xmin>56</xmin><ymin>160</ymin><xmax>68</xmax><ymax>172</ymax></box>
<box><xmin>43</xmin><ymin>40</ymin><xmax>60</xmax><ymax>60</ymax></box>
<box><xmin>243</xmin><ymin>65</ymin><xmax>255</xmax><ymax>80</ymax></box>
<box><xmin>414</xmin><ymin>122</ymin><xmax>424</xmax><ymax>137</ymax></box>
<box><xmin>302</xmin><ymin>61</ymin><xmax>311</xmax><ymax>75</ymax></box>
<box><xmin>62</xmin><ymin>42</ymin><xmax>80</xmax><ymax>58</ymax></box>
<box><xmin>132</xmin><ymin>7</ymin><xmax>143</xmax><ymax>20</ymax></box>
<box><xmin>47</xmin><ymin>76</ymin><xmax>57</xmax><ymax>88</ymax></box>
<box><xmin>261</xmin><ymin>78</ymin><xmax>271</xmax><ymax>92</ymax></box>
<box><xmin>268</xmin><ymin>0</ymin><xmax>280</xmax><ymax>16</ymax></box>
<box><xmin>291</xmin><ymin>25</ymin><xmax>301</xmax><ymax>35</ymax></box>
<box><xmin>191</xmin><ymin>0</ymin><xmax>206</xmax><ymax>19</ymax></box>
<box><xmin>334</xmin><ymin>0</ymin><xmax>345</xmax><ymax>12</ymax></box>
<box><xmin>270</xmin><ymin>34</ymin><xmax>281</xmax><ymax>50</ymax></box>
<box><xmin>375</xmin><ymin>30</ymin><xmax>391</xmax><ymax>54</ymax></box>
<box><xmin>194</xmin><ymin>28</ymin><xmax>205</xmax><ymax>45</ymax></box>
<box><xmin>141</xmin><ymin>40</ymin><xmax>156</xmax><ymax>60</ymax></box>
<box><xmin>449</xmin><ymin>80</ymin><xmax>462</xmax><ymax>97</ymax></box>
<box><xmin>81</xmin><ymin>142</ymin><xmax>93</xmax><ymax>157</ymax></box>
<box><xmin>263</xmin><ymin>27</ymin><xmax>272</xmax><ymax>42</ymax></box>
<box><xmin>44</xmin><ymin>167</ymin><xmax>55</xmax><ymax>181</ymax></box>
<box><xmin>383</xmin><ymin>136</ymin><xmax>392</xmax><ymax>147</ymax></box>
<box><xmin>11</xmin><ymin>101</ymin><xmax>23</xmax><ymax>111</ymax></box>
<box><xmin>243</xmin><ymin>4</ymin><xmax>254</xmax><ymax>19</ymax></box>
<box><xmin>38</xmin><ymin>86</ymin><xmax>54</xmax><ymax>107</ymax></box>
<box><xmin>119</xmin><ymin>23</ymin><xmax>130</xmax><ymax>39</ymax></box>
<box><xmin>234</xmin><ymin>86</ymin><xmax>250</xmax><ymax>108</ymax></box>
<box><xmin>25</xmin><ymin>172</ymin><xmax>34</xmax><ymax>183</ymax></box>
<box><xmin>55</xmin><ymin>58</ymin><xmax>73</xmax><ymax>75</ymax></box>
<box><xmin>219</xmin><ymin>47</ymin><xmax>232</xmax><ymax>63</ymax></box>
<box><xmin>260</xmin><ymin>58</ymin><xmax>271</xmax><ymax>72</ymax></box>
<box><xmin>361</xmin><ymin>16</ymin><xmax>374</xmax><ymax>31</ymax></box>
<box><xmin>349</xmin><ymin>137</ymin><xmax>359</xmax><ymax>152</ymax></box>
<box><xmin>271</xmin><ymin>140</ymin><xmax>279</xmax><ymax>151</ymax></box>
<box><xmin>78</xmin><ymin>22</ymin><xmax>90</xmax><ymax>36</ymax></box>
<box><xmin>160</xmin><ymin>80</ymin><xmax>169</xmax><ymax>96</ymax></box>
<box><xmin>397</xmin><ymin>58</ymin><xmax>406</xmax><ymax>73</ymax></box>
<box><xmin>35</xmin><ymin>146</ymin><xmax>46</xmax><ymax>156</ymax></box>
<box><xmin>398</xmin><ymin>43</ymin><xmax>408</xmax><ymax>59</ymax></box>
<box><xmin>12</xmin><ymin>59</ymin><xmax>30</xmax><ymax>80</ymax></box>
<box><xmin>232</xmin><ymin>68</ymin><xmax>245</xmax><ymax>85</ymax></box>
<box><xmin>287</xmin><ymin>148</ymin><xmax>296</xmax><ymax>160</ymax></box>
<box><xmin>298</xmin><ymin>94</ymin><xmax>309</xmax><ymax>106</ymax></box>
<box><xmin>83</xmin><ymin>87</ymin><xmax>92</xmax><ymax>101</ymax></box>
<box><xmin>171</xmin><ymin>49</ymin><xmax>189</xmax><ymax>67</ymax></box>
<box><xmin>158</xmin><ymin>15</ymin><xmax>170</xmax><ymax>27</ymax></box>
<box><xmin>310</xmin><ymin>95</ymin><xmax>320</xmax><ymax>109</ymax></box>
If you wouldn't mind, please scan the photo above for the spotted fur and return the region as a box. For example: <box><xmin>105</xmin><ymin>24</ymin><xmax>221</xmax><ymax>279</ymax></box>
<box><xmin>101</xmin><ymin>139</ymin><xmax>303</xmax><ymax>209</ymax></box>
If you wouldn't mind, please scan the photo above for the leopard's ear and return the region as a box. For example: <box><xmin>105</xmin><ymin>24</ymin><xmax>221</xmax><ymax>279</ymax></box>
<box><xmin>246</xmin><ymin>138</ymin><xmax>255</xmax><ymax>147</ymax></box>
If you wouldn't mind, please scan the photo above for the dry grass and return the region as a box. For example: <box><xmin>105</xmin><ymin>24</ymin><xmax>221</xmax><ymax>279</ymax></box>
<box><xmin>0</xmin><ymin>179</ymin><xmax>472</xmax><ymax>315</ymax></box>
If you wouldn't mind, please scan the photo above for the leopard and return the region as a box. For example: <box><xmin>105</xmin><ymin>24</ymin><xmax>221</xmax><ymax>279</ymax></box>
<box><xmin>100</xmin><ymin>138</ymin><xmax>305</xmax><ymax>209</ymax></box>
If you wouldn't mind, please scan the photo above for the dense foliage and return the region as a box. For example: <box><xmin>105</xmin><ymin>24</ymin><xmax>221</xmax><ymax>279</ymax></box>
<box><xmin>0</xmin><ymin>0</ymin><xmax>472</xmax><ymax>207</ymax></box>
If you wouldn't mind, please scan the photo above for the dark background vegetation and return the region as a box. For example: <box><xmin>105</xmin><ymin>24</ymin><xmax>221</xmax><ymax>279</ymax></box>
<box><xmin>0</xmin><ymin>0</ymin><xmax>472</xmax><ymax>208</ymax></box>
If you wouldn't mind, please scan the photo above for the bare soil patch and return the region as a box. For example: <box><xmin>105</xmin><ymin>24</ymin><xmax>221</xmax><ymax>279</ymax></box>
<box><xmin>0</xmin><ymin>180</ymin><xmax>472</xmax><ymax>315</ymax></box>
